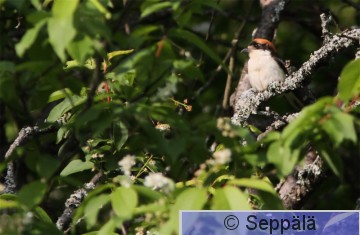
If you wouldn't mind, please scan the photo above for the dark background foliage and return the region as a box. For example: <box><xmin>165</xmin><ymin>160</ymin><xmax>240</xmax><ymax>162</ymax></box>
<box><xmin>0</xmin><ymin>0</ymin><xmax>359</xmax><ymax>234</ymax></box>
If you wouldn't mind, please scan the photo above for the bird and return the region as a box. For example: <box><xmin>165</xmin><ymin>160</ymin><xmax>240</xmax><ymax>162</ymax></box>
<box><xmin>242</xmin><ymin>38</ymin><xmax>287</xmax><ymax>91</ymax></box>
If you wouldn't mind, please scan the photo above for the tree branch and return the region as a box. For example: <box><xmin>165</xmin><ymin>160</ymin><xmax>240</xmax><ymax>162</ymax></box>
<box><xmin>277</xmin><ymin>149</ymin><xmax>327</xmax><ymax>209</ymax></box>
<box><xmin>231</xmin><ymin>28</ymin><xmax>360</xmax><ymax>125</ymax></box>
<box><xmin>254</xmin><ymin>0</ymin><xmax>290</xmax><ymax>40</ymax></box>
<box><xmin>3</xmin><ymin>125</ymin><xmax>58</xmax><ymax>193</ymax></box>
<box><xmin>56</xmin><ymin>171</ymin><xmax>103</xmax><ymax>232</ymax></box>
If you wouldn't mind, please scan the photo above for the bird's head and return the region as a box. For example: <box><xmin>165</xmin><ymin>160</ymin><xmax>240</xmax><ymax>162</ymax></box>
<box><xmin>241</xmin><ymin>38</ymin><xmax>276</xmax><ymax>54</ymax></box>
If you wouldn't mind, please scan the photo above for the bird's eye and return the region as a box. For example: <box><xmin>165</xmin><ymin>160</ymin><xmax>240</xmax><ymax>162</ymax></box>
<box><xmin>254</xmin><ymin>43</ymin><xmax>260</xmax><ymax>49</ymax></box>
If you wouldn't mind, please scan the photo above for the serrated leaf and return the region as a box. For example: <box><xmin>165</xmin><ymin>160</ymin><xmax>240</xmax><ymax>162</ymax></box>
<box><xmin>18</xmin><ymin>181</ymin><xmax>47</xmax><ymax>208</ymax></box>
<box><xmin>110</xmin><ymin>187</ymin><xmax>138</xmax><ymax>220</ymax></box>
<box><xmin>60</xmin><ymin>159</ymin><xmax>94</xmax><ymax>176</ymax></box>
<box><xmin>48</xmin><ymin>0</ymin><xmax>79</xmax><ymax>61</ymax></box>
<box><xmin>15</xmin><ymin>19</ymin><xmax>47</xmax><ymax>57</ymax></box>
<box><xmin>338</xmin><ymin>59</ymin><xmax>360</xmax><ymax>102</ymax></box>
<box><xmin>212</xmin><ymin>186</ymin><xmax>251</xmax><ymax>210</ymax></box>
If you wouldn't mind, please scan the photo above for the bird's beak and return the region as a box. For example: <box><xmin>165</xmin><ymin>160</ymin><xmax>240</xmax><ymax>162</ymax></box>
<box><xmin>241</xmin><ymin>47</ymin><xmax>249</xmax><ymax>53</ymax></box>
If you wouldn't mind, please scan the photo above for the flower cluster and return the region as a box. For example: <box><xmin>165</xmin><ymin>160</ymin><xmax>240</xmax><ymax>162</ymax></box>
<box><xmin>212</xmin><ymin>148</ymin><xmax>232</xmax><ymax>165</ymax></box>
<box><xmin>144</xmin><ymin>173</ymin><xmax>174</xmax><ymax>194</ymax></box>
<box><xmin>118</xmin><ymin>155</ymin><xmax>136</xmax><ymax>176</ymax></box>
<box><xmin>216</xmin><ymin>118</ymin><xmax>236</xmax><ymax>138</ymax></box>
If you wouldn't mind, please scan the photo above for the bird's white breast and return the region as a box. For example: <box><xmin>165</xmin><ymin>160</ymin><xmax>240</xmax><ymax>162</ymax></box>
<box><xmin>247</xmin><ymin>50</ymin><xmax>285</xmax><ymax>91</ymax></box>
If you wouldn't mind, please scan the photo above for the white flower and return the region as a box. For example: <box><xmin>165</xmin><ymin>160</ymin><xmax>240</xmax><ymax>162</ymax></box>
<box><xmin>144</xmin><ymin>173</ymin><xmax>174</xmax><ymax>193</ymax></box>
<box><xmin>118</xmin><ymin>155</ymin><xmax>136</xmax><ymax>176</ymax></box>
<box><xmin>212</xmin><ymin>148</ymin><xmax>232</xmax><ymax>165</ymax></box>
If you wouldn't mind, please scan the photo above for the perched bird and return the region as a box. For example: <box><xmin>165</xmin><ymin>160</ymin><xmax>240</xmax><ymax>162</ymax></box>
<box><xmin>242</xmin><ymin>38</ymin><xmax>287</xmax><ymax>91</ymax></box>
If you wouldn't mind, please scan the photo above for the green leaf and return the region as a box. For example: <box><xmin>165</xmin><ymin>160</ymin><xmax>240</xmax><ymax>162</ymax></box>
<box><xmin>110</xmin><ymin>187</ymin><xmax>138</xmax><ymax>220</ymax></box>
<box><xmin>228</xmin><ymin>178</ymin><xmax>277</xmax><ymax>195</ymax></box>
<box><xmin>18</xmin><ymin>181</ymin><xmax>47</xmax><ymax>208</ymax></box>
<box><xmin>97</xmin><ymin>219</ymin><xmax>116</xmax><ymax>235</ymax></box>
<box><xmin>212</xmin><ymin>186</ymin><xmax>251</xmax><ymax>210</ymax></box>
<box><xmin>47</xmin><ymin>89</ymin><xmax>74</xmax><ymax>103</ymax></box>
<box><xmin>267</xmin><ymin>141</ymin><xmax>299</xmax><ymax>176</ymax></box>
<box><xmin>60</xmin><ymin>159</ymin><xmax>94</xmax><ymax>176</ymax></box>
<box><xmin>322</xmin><ymin>111</ymin><xmax>357</xmax><ymax>146</ymax></box>
<box><xmin>338</xmin><ymin>59</ymin><xmax>360</xmax><ymax>102</ymax></box>
<box><xmin>47</xmin><ymin>96</ymin><xmax>85</xmax><ymax>123</ymax></box>
<box><xmin>15</xmin><ymin>19</ymin><xmax>48</xmax><ymax>57</ymax></box>
<box><xmin>317</xmin><ymin>144</ymin><xmax>343</xmax><ymax>179</ymax></box>
<box><xmin>66</xmin><ymin>35</ymin><xmax>94</xmax><ymax>64</ymax></box>
<box><xmin>107</xmin><ymin>49</ymin><xmax>134</xmax><ymax>61</ymax></box>
<box><xmin>0</xmin><ymin>198</ymin><xmax>19</xmax><ymax>209</ymax></box>
<box><xmin>173</xmin><ymin>60</ymin><xmax>204</xmax><ymax>82</ymax></box>
<box><xmin>89</xmin><ymin>0</ymin><xmax>111</xmax><ymax>19</ymax></box>
<box><xmin>168</xmin><ymin>28</ymin><xmax>227</xmax><ymax>72</ymax></box>
<box><xmin>36</xmin><ymin>155</ymin><xmax>61</xmax><ymax>179</ymax></box>
<box><xmin>34</xmin><ymin>206</ymin><xmax>53</xmax><ymax>223</ymax></box>
<box><xmin>160</xmin><ymin>188</ymin><xmax>207</xmax><ymax>234</ymax></box>
<box><xmin>133</xmin><ymin>185</ymin><xmax>163</xmax><ymax>201</ymax></box>
<box><xmin>140</xmin><ymin>1</ymin><xmax>172</xmax><ymax>18</ymax></box>
<box><xmin>113</xmin><ymin>121</ymin><xmax>128</xmax><ymax>151</ymax></box>
<box><xmin>282</xmin><ymin>97</ymin><xmax>333</xmax><ymax>147</ymax></box>
<box><xmin>48</xmin><ymin>0</ymin><xmax>80</xmax><ymax>61</ymax></box>
<box><xmin>84</xmin><ymin>194</ymin><xmax>110</xmax><ymax>227</ymax></box>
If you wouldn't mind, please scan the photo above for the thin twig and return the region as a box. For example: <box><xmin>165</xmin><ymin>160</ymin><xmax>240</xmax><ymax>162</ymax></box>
<box><xmin>199</xmin><ymin>0</ymin><xmax>221</xmax><ymax>64</ymax></box>
<box><xmin>192</xmin><ymin>1</ymin><xmax>255</xmax><ymax>100</ymax></box>
<box><xmin>84</xmin><ymin>57</ymin><xmax>103</xmax><ymax>111</ymax></box>
<box><xmin>222</xmin><ymin>53</ymin><xmax>235</xmax><ymax>110</ymax></box>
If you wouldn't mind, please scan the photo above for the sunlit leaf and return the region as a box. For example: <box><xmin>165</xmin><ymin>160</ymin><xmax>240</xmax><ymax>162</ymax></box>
<box><xmin>48</xmin><ymin>0</ymin><xmax>79</xmax><ymax>61</ymax></box>
<box><xmin>84</xmin><ymin>194</ymin><xmax>110</xmax><ymax>227</ymax></box>
<box><xmin>338</xmin><ymin>59</ymin><xmax>360</xmax><ymax>102</ymax></box>
<box><xmin>212</xmin><ymin>186</ymin><xmax>251</xmax><ymax>210</ymax></box>
<box><xmin>16</xmin><ymin>19</ymin><xmax>48</xmax><ymax>57</ymax></box>
<box><xmin>60</xmin><ymin>159</ymin><xmax>94</xmax><ymax>176</ymax></box>
<box><xmin>228</xmin><ymin>178</ymin><xmax>277</xmax><ymax>195</ymax></box>
<box><xmin>140</xmin><ymin>1</ymin><xmax>172</xmax><ymax>18</ymax></box>
<box><xmin>110</xmin><ymin>187</ymin><xmax>138</xmax><ymax>219</ymax></box>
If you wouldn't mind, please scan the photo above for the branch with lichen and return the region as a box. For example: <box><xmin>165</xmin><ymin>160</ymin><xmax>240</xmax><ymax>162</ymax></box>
<box><xmin>56</xmin><ymin>171</ymin><xmax>103</xmax><ymax>233</ymax></box>
<box><xmin>276</xmin><ymin>149</ymin><xmax>327</xmax><ymax>209</ymax></box>
<box><xmin>2</xmin><ymin>125</ymin><xmax>58</xmax><ymax>194</ymax></box>
<box><xmin>231</xmin><ymin>28</ymin><xmax>360</xmax><ymax>125</ymax></box>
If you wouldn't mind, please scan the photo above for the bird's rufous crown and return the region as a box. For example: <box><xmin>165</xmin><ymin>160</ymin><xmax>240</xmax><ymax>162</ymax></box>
<box><xmin>252</xmin><ymin>38</ymin><xmax>276</xmax><ymax>52</ymax></box>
